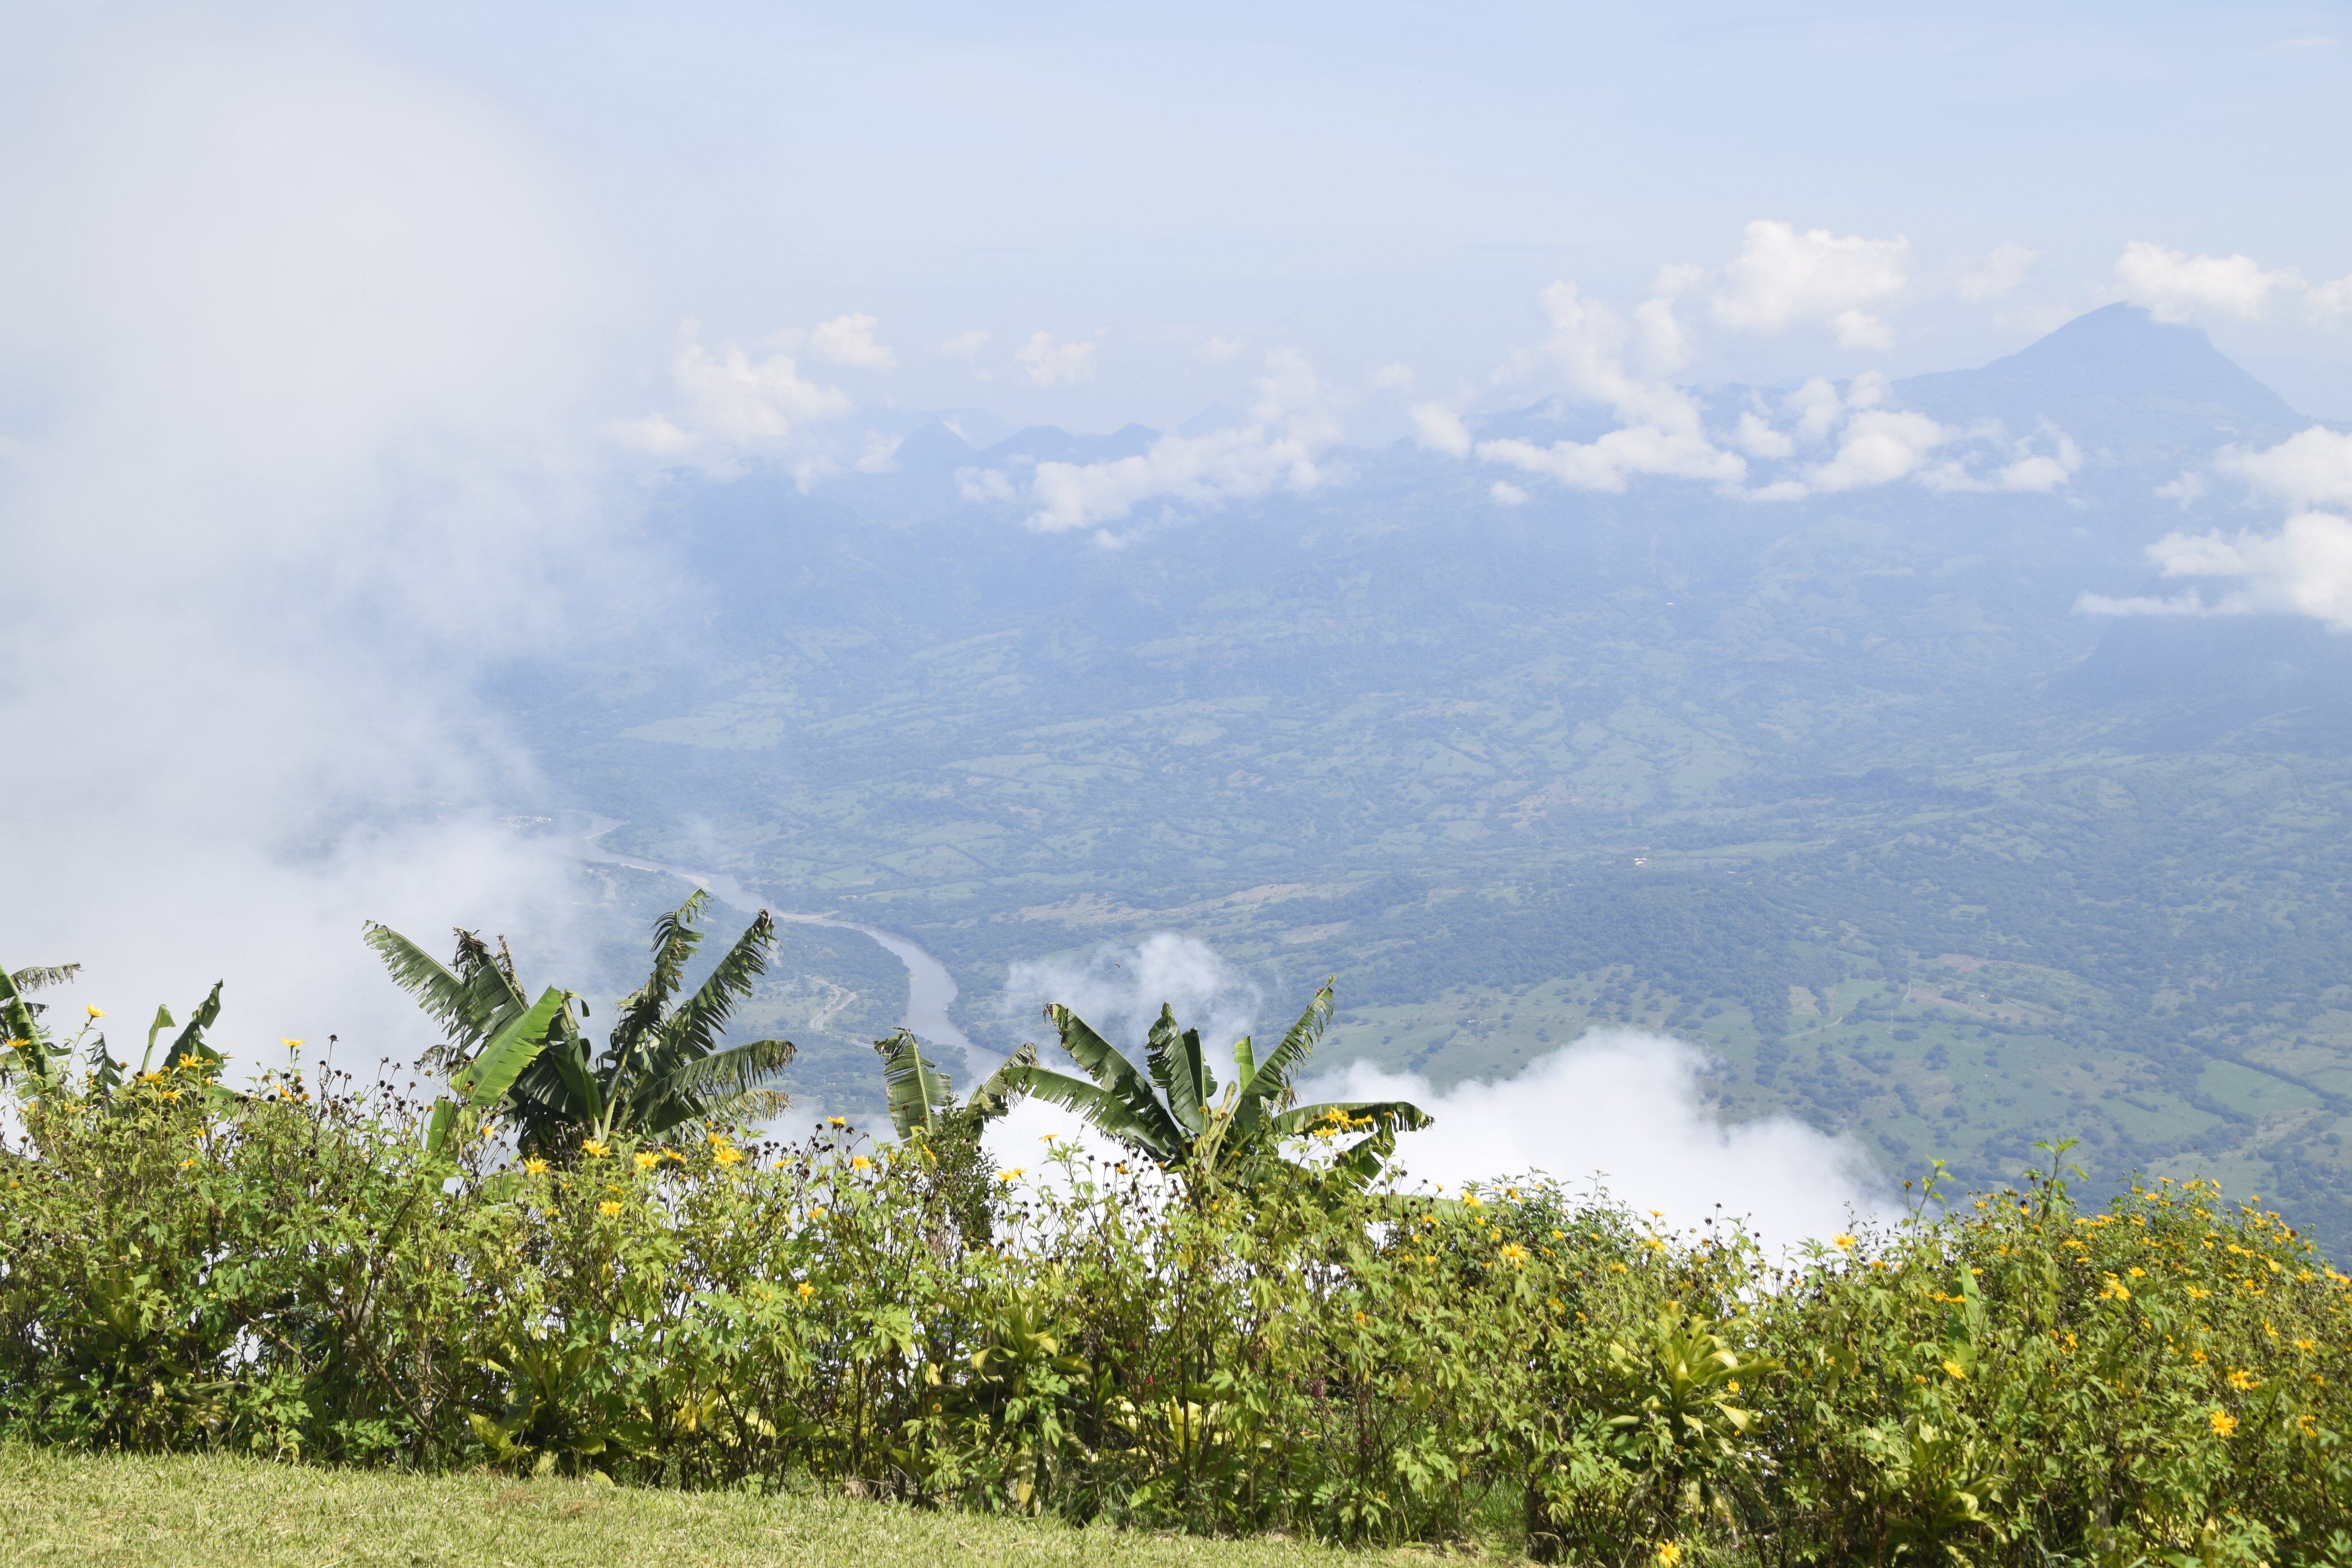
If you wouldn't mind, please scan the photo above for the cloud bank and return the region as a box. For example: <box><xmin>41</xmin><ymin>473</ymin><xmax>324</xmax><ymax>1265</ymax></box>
<box><xmin>0</xmin><ymin>33</ymin><xmax>628</xmax><ymax>1064</ymax></box>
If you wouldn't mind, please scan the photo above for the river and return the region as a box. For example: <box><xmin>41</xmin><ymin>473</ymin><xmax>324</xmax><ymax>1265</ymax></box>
<box><xmin>568</xmin><ymin>819</ymin><xmax>986</xmax><ymax>1074</ymax></box>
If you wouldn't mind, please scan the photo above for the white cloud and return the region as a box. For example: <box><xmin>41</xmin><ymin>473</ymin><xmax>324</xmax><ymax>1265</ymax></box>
<box><xmin>1306</xmin><ymin>1033</ymin><xmax>1893</xmax><ymax>1252</ymax></box>
<box><xmin>2080</xmin><ymin>510</ymin><xmax>2352</xmax><ymax>630</ymax></box>
<box><xmin>1785</xmin><ymin>376</ymin><xmax>1847</xmax><ymax>442</ymax></box>
<box><xmin>1490</xmin><ymin>480</ymin><xmax>1530</xmax><ymax>505</ymax></box>
<box><xmin>1477</xmin><ymin>424</ymin><xmax>1745</xmax><ymax>492</ymax></box>
<box><xmin>1370</xmin><ymin>361</ymin><xmax>1414</xmax><ymax>390</ymax></box>
<box><xmin>1993</xmin><ymin>433</ymin><xmax>2083</xmax><ymax>493</ymax></box>
<box><xmin>1015</xmin><ymin>330</ymin><xmax>1097</xmax><ymax>388</ymax></box>
<box><xmin>2113</xmin><ymin>240</ymin><xmax>2299</xmax><ymax>323</ymax></box>
<box><xmin>1196</xmin><ymin>334</ymin><xmax>1247</xmax><ymax>363</ymax></box>
<box><xmin>1732</xmin><ymin>409</ymin><xmax>1794</xmax><ymax>459</ymax></box>
<box><xmin>938</xmin><ymin>328</ymin><xmax>992</xmax><ymax>359</ymax></box>
<box><xmin>612</xmin><ymin>324</ymin><xmax>853</xmax><ymax>473</ymax></box>
<box><xmin>1000</xmin><ymin>934</ymin><xmax>1262</xmax><ymax>1075</ymax></box>
<box><xmin>808</xmin><ymin>311</ymin><xmax>896</xmax><ymax>370</ymax></box>
<box><xmin>1471</xmin><ymin>280</ymin><xmax>1746</xmax><ymax>492</ymax></box>
<box><xmin>2217</xmin><ymin>425</ymin><xmax>2352</xmax><ymax>509</ymax></box>
<box><xmin>1957</xmin><ymin>241</ymin><xmax>2041</xmax><ymax>302</ymax></box>
<box><xmin>2308</xmin><ymin>275</ymin><xmax>2352</xmax><ymax>324</ymax></box>
<box><xmin>1409</xmin><ymin>402</ymin><xmax>1472</xmax><ymax>456</ymax></box>
<box><xmin>0</xmin><ymin>32</ymin><xmax>624</xmax><ymax>1060</ymax></box>
<box><xmin>1711</xmin><ymin>219</ymin><xmax>1910</xmax><ymax>346</ymax></box>
<box><xmin>1806</xmin><ymin>408</ymin><xmax>1950</xmax><ymax>491</ymax></box>
<box><xmin>988</xmin><ymin>348</ymin><xmax>1342</xmax><ymax>532</ymax></box>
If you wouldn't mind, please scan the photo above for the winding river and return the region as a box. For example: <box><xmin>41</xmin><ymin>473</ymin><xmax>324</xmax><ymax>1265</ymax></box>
<box><xmin>570</xmin><ymin>820</ymin><xmax>985</xmax><ymax>1073</ymax></box>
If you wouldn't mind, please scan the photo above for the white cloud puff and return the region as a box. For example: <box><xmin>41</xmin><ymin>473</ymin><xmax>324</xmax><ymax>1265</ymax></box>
<box><xmin>1015</xmin><ymin>330</ymin><xmax>1098</xmax><ymax>388</ymax></box>
<box><xmin>807</xmin><ymin>312</ymin><xmax>896</xmax><ymax>370</ymax></box>
<box><xmin>1409</xmin><ymin>402</ymin><xmax>1473</xmax><ymax>456</ymax></box>
<box><xmin>1806</xmin><ymin>408</ymin><xmax>1950</xmax><ymax>491</ymax></box>
<box><xmin>2217</xmin><ymin>425</ymin><xmax>2352</xmax><ymax>509</ymax></box>
<box><xmin>1490</xmin><ymin>480</ymin><xmax>1530</xmax><ymax>505</ymax></box>
<box><xmin>988</xmin><ymin>348</ymin><xmax>1342</xmax><ymax>532</ymax></box>
<box><xmin>610</xmin><ymin>324</ymin><xmax>854</xmax><ymax>474</ymax></box>
<box><xmin>2113</xmin><ymin>240</ymin><xmax>2299</xmax><ymax>323</ymax></box>
<box><xmin>1710</xmin><ymin>219</ymin><xmax>1910</xmax><ymax>347</ymax></box>
<box><xmin>1307</xmin><ymin>1033</ymin><xmax>1891</xmax><ymax>1252</ymax></box>
<box><xmin>1472</xmin><ymin>280</ymin><xmax>1746</xmax><ymax>492</ymax></box>
<box><xmin>1196</xmin><ymin>334</ymin><xmax>1247</xmax><ymax>363</ymax></box>
<box><xmin>938</xmin><ymin>328</ymin><xmax>992</xmax><ymax>360</ymax></box>
<box><xmin>2080</xmin><ymin>511</ymin><xmax>2352</xmax><ymax>630</ymax></box>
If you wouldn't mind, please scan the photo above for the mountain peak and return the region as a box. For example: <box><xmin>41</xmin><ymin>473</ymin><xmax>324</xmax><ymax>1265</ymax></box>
<box><xmin>1898</xmin><ymin>303</ymin><xmax>2302</xmax><ymax>458</ymax></box>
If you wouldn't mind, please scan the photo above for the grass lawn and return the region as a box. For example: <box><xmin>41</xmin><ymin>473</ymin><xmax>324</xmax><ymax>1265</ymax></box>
<box><xmin>0</xmin><ymin>1446</ymin><xmax>1456</xmax><ymax>1566</ymax></box>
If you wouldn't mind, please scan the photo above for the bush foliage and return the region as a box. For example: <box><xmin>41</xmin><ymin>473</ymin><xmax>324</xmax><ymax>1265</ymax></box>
<box><xmin>3</xmin><ymin>1058</ymin><xmax>2350</xmax><ymax>1565</ymax></box>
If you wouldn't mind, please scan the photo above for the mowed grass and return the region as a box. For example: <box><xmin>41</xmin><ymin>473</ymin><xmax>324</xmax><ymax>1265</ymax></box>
<box><xmin>0</xmin><ymin>1446</ymin><xmax>1454</xmax><ymax>1567</ymax></box>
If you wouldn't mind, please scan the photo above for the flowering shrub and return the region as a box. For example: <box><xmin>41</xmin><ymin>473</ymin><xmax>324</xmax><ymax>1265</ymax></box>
<box><xmin>2</xmin><ymin>1067</ymin><xmax>2349</xmax><ymax>1562</ymax></box>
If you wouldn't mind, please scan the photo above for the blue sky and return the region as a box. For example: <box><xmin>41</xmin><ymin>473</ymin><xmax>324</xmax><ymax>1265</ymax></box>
<box><xmin>323</xmin><ymin>0</ymin><xmax>2352</xmax><ymax>420</ymax></box>
<box><xmin>14</xmin><ymin>1</ymin><xmax>2342</xmax><ymax>429</ymax></box>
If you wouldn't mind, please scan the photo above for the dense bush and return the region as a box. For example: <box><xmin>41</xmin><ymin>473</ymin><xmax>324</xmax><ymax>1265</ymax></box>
<box><xmin>3</xmin><ymin>1062</ymin><xmax>2350</xmax><ymax>1564</ymax></box>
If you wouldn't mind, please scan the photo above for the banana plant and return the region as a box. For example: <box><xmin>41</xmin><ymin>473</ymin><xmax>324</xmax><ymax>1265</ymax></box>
<box><xmin>366</xmin><ymin>890</ymin><xmax>797</xmax><ymax>1156</ymax></box>
<box><xmin>1004</xmin><ymin>978</ymin><xmax>1430</xmax><ymax>1193</ymax></box>
<box><xmin>0</xmin><ymin>964</ymin><xmax>222</xmax><ymax>1098</ymax></box>
<box><xmin>0</xmin><ymin>962</ymin><xmax>80</xmax><ymax>1088</ymax></box>
<box><xmin>872</xmin><ymin>1028</ymin><xmax>1036</xmax><ymax>1141</ymax></box>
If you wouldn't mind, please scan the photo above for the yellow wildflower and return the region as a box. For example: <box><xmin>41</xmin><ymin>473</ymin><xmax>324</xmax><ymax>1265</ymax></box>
<box><xmin>1656</xmin><ymin>1543</ymin><xmax>1684</xmax><ymax>1566</ymax></box>
<box><xmin>2294</xmin><ymin>1338</ymin><xmax>2316</xmax><ymax>1352</ymax></box>
<box><xmin>582</xmin><ymin>1140</ymin><xmax>608</xmax><ymax>1158</ymax></box>
<box><xmin>1499</xmin><ymin>1242</ymin><xmax>1530</xmax><ymax>1265</ymax></box>
<box><xmin>998</xmin><ymin>1168</ymin><xmax>1024</xmax><ymax>1183</ymax></box>
<box><xmin>524</xmin><ymin>1158</ymin><xmax>548</xmax><ymax>1175</ymax></box>
<box><xmin>598</xmin><ymin>1201</ymin><xmax>622</xmax><ymax>1216</ymax></box>
<box><xmin>2227</xmin><ymin>1370</ymin><xmax>2258</xmax><ymax>1391</ymax></box>
<box><xmin>2210</xmin><ymin>1410</ymin><xmax>2238</xmax><ymax>1437</ymax></box>
<box><xmin>797</xmin><ymin>1281</ymin><xmax>815</xmax><ymax>1299</ymax></box>
<box><xmin>85</xmin><ymin>1006</ymin><xmax>105</xmax><ymax>1020</ymax></box>
<box><xmin>851</xmin><ymin>1155</ymin><xmax>872</xmax><ymax>1171</ymax></box>
<box><xmin>1942</xmin><ymin>1360</ymin><xmax>1967</xmax><ymax>1381</ymax></box>
<box><xmin>280</xmin><ymin>1037</ymin><xmax>303</xmax><ymax>1049</ymax></box>
<box><xmin>714</xmin><ymin>1146</ymin><xmax>743</xmax><ymax>1166</ymax></box>
<box><xmin>634</xmin><ymin>1152</ymin><xmax>660</xmax><ymax>1170</ymax></box>
<box><xmin>827</xmin><ymin>1116</ymin><xmax>848</xmax><ymax>1128</ymax></box>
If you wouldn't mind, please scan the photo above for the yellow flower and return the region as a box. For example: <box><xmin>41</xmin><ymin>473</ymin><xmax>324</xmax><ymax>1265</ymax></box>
<box><xmin>85</xmin><ymin>1006</ymin><xmax>105</xmax><ymax>1020</ymax></box>
<box><xmin>2227</xmin><ymin>1369</ymin><xmax>2258</xmax><ymax>1391</ymax></box>
<box><xmin>598</xmin><ymin>1201</ymin><xmax>622</xmax><ymax>1216</ymax></box>
<box><xmin>714</xmin><ymin>1146</ymin><xmax>743</xmax><ymax>1166</ymax></box>
<box><xmin>796</xmin><ymin>1281</ymin><xmax>815</xmax><ymax>1299</ymax></box>
<box><xmin>1832</xmin><ymin>1233</ymin><xmax>1856</xmax><ymax>1251</ymax></box>
<box><xmin>1942</xmin><ymin>1360</ymin><xmax>1967</xmax><ymax>1381</ymax></box>
<box><xmin>2297</xmin><ymin>1412</ymin><xmax>2319</xmax><ymax>1437</ymax></box>
<box><xmin>1499</xmin><ymin>1242</ymin><xmax>1530</xmax><ymax>1265</ymax></box>
<box><xmin>1726</xmin><ymin>1380</ymin><xmax>1740</xmax><ymax>1395</ymax></box>
<box><xmin>2294</xmin><ymin>1337</ymin><xmax>2316</xmax><ymax>1352</ymax></box>
<box><xmin>1463</xmin><ymin>1194</ymin><xmax>1483</xmax><ymax>1208</ymax></box>
<box><xmin>2210</xmin><ymin>1410</ymin><xmax>2239</xmax><ymax>1437</ymax></box>
<box><xmin>2127</xmin><ymin>1266</ymin><xmax>2145</xmax><ymax>1278</ymax></box>
<box><xmin>827</xmin><ymin>1116</ymin><xmax>848</xmax><ymax>1128</ymax></box>
<box><xmin>1039</xmin><ymin>1133</ymin><xmax>1058</xmax><ymax>1144</ymax></box>
<box><xmin>2191</xmin><ymin>1349</ymin><xmax>2208</xmax><ymax>1364</ymax></box>
<box><xmin>524</xmin><ymin>1158</ymin><xmax>549</xmax><ymax>1175</ymax></box>
<box><xmin>998</xmin><ymin>1167</ymin><xmax>1024</xmax><ymax>1183</ymax></box>
<box><xmin>851</xmin><ymin>1155</ymin><xmax>872</xmax><ymax>1171</ymax></box>
<box><xmin>1655</xmin><ymin>1543</ymin><xmax>1684</xmax><ymax>1567</ymax></box>
<box><xmin>634</xmin><ymin>1151</ymin><xmax>660</xmax><ymax>1170</ymax></box>
<box><xmin>582</xmin><ymin>1140</ymin><xmax>608</xmax><ymax>1158</ymax></box>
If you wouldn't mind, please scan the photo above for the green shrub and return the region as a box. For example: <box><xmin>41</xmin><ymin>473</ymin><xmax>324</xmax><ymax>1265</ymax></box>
<box><xmin>3</xmin><ymin>1066</ymin><xmax>2349</xmax><ymax>1562</ymax></box>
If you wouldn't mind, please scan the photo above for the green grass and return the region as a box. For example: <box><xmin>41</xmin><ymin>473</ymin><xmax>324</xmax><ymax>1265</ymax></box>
<box><xmin>0</xmin><ymin>1447</ymin><xmax>1452</xmax><ymax>1566</ymax></box>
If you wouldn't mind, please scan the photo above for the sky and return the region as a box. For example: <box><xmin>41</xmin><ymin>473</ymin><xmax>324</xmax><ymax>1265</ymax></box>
<box><xmin>1</xmin><ymin>2</ymin><xmax>2349</xmax><ymax>1222</ymax></box>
